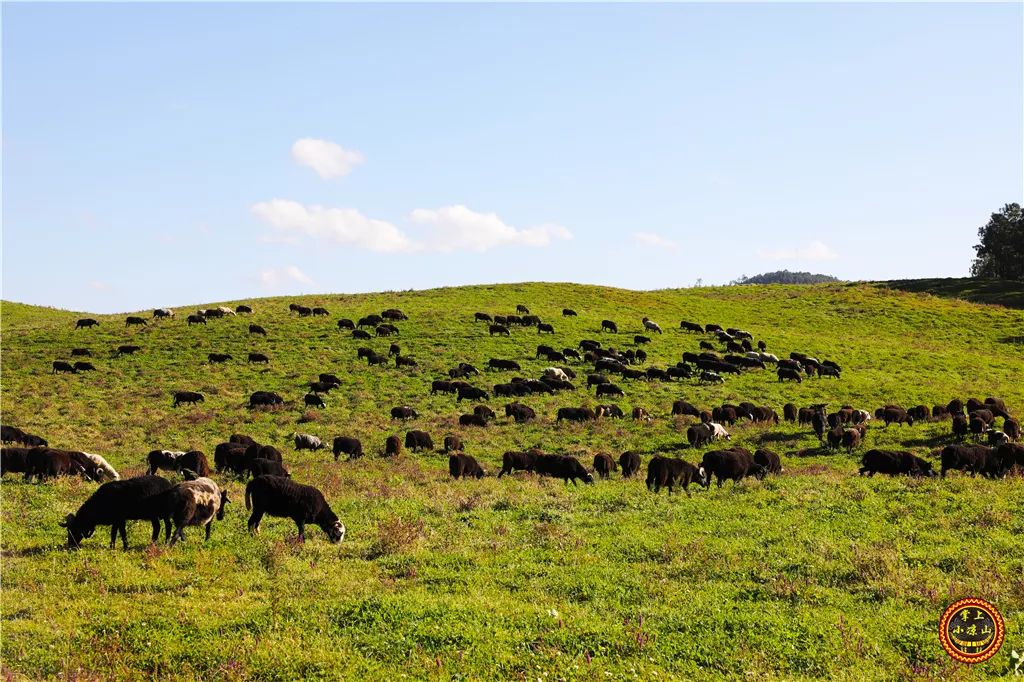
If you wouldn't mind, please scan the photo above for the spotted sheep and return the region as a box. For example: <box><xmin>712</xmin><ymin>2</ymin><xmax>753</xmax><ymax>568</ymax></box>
<box><xmin>82</xmin><ymin>452</ymin><xmax>120</xmax><ymax>481</ymax></box>
<box><xmin>147</xmin><ymin>477</ymin><xmax>230</xmax><ymax>545</ymax></box>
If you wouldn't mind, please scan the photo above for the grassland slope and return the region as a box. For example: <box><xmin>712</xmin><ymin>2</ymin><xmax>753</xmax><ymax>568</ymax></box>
<box><xmin>1</xmin><ymin>282</ymin><xmax>1022</xmax><ymax>680</ymax></box>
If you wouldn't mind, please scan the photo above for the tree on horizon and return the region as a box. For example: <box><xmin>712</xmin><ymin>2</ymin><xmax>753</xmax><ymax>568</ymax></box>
<box><xmin>971</xmin><ymin>203</ymin><xmax>1024</xmax><ymax>280</ymax></box>
<box><xmin>731</xmin><ymin>270</ymin><xmax>839</xmax><ymax>285</ymax></box>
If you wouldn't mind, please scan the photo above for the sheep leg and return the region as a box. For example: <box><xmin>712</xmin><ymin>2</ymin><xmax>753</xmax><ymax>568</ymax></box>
<box><xmin>247</xmin><ymin>511</ymin><xmax>263</xmax><ymax>534</ymax></box>
<box><xmin>109</xmin><ymin>525</ymin><xmax>119</xmax><ymax>549</ymax></box>
<box><xmin>119</xmin><ymin>524</ymin><xmax>129</xmax><ymax>550</ymax></box>
<box><xmin>205</xmin><ymin>522</ymin><xmax>213</xmax><ymax>541</ymax></box>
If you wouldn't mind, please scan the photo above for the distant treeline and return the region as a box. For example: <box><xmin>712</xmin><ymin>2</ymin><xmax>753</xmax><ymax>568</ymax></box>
<box><xmin>731</xmin><ymin>270</ymin><xmax>840</xmax><ymax>285</ymax></box>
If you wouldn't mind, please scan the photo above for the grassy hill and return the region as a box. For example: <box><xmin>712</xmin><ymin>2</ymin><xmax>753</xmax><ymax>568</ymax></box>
<box><xmin>875</xmin><ymin>277</ymin><xmax>1024</xmax><ymax>310</ymax></box>
<box><xmin>2</xmin><ymin>281</ymin><xmax>1023</xmax><ymax>680</ymax></box>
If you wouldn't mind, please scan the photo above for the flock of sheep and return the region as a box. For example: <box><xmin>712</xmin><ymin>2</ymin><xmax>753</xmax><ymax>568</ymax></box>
<box><xmin>2</xmin><ymin>298</ymin><xmax>1021</xmax><ymax>549</ymax></box>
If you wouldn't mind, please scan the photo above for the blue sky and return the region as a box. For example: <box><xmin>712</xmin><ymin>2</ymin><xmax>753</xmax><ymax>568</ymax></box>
<box><xmin>3</xmin><ymin>3</ymin><xmax>1021</xmax><ymax>313</ymax></box>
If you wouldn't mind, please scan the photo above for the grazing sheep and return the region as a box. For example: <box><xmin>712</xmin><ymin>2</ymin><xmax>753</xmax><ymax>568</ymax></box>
<box><xmin>498</xmin><ymin>450</ymin><xmax>539</xmax><ymax>477</ymax></box>
<box><xmin>333</xmin><ymin>436</ymin><xmax>363</xmax><ymax>461</ymax></box>
<box><xmin>52</xmin><ymin>361</ymin><xmax>77</xmax><ymax>374</ymax></box>
<box><xmin>60</xmin><ymin>476</ymin><xmax>175</xmax><ymax>549</ymax></box>
<box><xmin>173</xmin><ymin>391</ymin><xmax>204</xmax><ymax>407</ymax></box>
<box><xmin>391</xmin><ymin>406</ymin><xmax>418</xmax><ymax>420</ymax></box>
<box><xmin>294</xmin><ymin>434</ymin><xmax>324</xmax><ymax>451</ymax></box>
<box><xmin>249</xmin><ymin>391</ymin><xmax>283</xmax><ymax>408</ymax></box>
<box><xmin>24</xmin><ymin>448</ymin><xmax>91</xmax><ymax>482</ymax></box>
<box><xmin>534</xmin><ymin>454</ymin><xmax>594</xmax><ymax>485</ymax></box>
<box><xmin>701</xmin><ymin>449</ymin><xmax>766</xmax><ymax>488</ymax></box>
<box><xmin>82</xmin><ymin>453</ymin><xmax>120</xmax><ymax>481</ymax></box>
<box><xmin>405</xmin><ymin>430</ymin><xmax>433</xmax><ymax>452</ymax></box>
<box><xmin>247</xmin><ymin>458</ymin><xmax>289</xmax><ymax>479</ymax></box>
<box><xmin>859</xmin><ymin>450</ymin><xmax>936</xmax><ymax>477</ymax></box>
<box><xmin>449</xmin><ymin>453</ymin><xmax>486</xmax><ymax>479</ymax></box>
<box><xmin>146</xmin><ymin>450</ymin><xmax>186</xmax><ymax>475</ymax></box>
<box><xmin>646</xmin><ymin>456</ymin><xmax>706</xmax><ymax>495</ymax></box>
<box><xmin>149</xmin><ymin>478</ymin><xmax>230</xmax><ymax>544</ymax></box>
<box><xmin>593</xmin><ymin>453</ymin><xmax>617</xmax><ymax>479</ymax></box>
<box><xmin>753</xmin><ymin>449</ymin><xmax>783</xmax><ymax>475</ymax></box>
<box><xmin>245</xmin><ymin>476</ymin><xmax>345</xmax><ymax>543</ymax></box>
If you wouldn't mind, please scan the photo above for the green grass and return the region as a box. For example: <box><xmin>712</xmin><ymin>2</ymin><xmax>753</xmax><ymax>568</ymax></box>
<box><xmin>875</xmin><ymin>277</ymin><xmax>1024</xmax><ymax>310</ymax></box>
<box><xmin>2</xmin><ymin>281</ymin><xmax>1023</xmax><ymax>680</ymax></box>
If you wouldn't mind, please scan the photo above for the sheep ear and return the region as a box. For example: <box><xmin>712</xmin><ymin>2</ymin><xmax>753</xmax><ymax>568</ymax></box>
<box><xmin>58</xmin><ymin>513</ymin><xmax>74</xmax><ymax>528</ymax></box>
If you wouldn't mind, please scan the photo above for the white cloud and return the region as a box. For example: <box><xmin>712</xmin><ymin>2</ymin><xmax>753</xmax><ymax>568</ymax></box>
<box><xmin>252</xmin><ymin>200</ymin><xmax>570</xmax><ymax>254</ymax></box>
<box><xmin>259</xmin><ymin>265</ymin><xmax>314</xmax><ymax>290</ymax></box>
<box><xmin>633</xmin><ymin>231</ymin><xmax>679</xmax><ymax>250</ymax></box>
<box><xmin>290</xmin><ymin>138</ymin><xmax>364</xmax><ymax>179</ymax></box>
<box><xmin>284</xmin><ymin>265</ymin><xmax>313</xmax><ymax>285</ymax></box>
<box><xmin>757</xmin><ymin>240</ymin><xmax>839</xmax><ymax>262</ymax></box>
<box><xmin>88</xmin><ymin>280</ymin><xmax>111</xmax><ymax>292</ymax></box>
<box><xmin>409</xmin><ymin>205</ymin><xmax>572</xmax><ymax>252</ymax></box>
<box><xmin>251</xmin><ymin>199</ymin><xmax>414</xmax><ymax>253</ymax></box>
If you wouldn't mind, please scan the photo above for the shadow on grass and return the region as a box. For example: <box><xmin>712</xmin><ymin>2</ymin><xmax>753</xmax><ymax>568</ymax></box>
<box><xmin>872</xmin><ymin>278</ymin><xmax>1024</xmax><ymax>309</ymax></box>
<box><xmin>652</xmin><ymin>442</ymin><xmax>691</xmax><ymax>453</ymax></box>
<box><xmin>791</xmin><ymin>446</ymin><xmax>834</xmax><ymax>457</ymax></box>
<box><xmin>900</xmin><ymin>435</ymin><xmax>951</xmax><ymax>448</ymax></box>
<box><xmin>2</xmin><ymin>544</ymin><xmax>60</xmax><ymax>558</ymax></box>
<box><xmin>758</xmin><ymin>432</ymin><xmax>804</xmax><ymax>444</ymax></box>
<box><xmin>997</xmin><ymin>335</ymin><xmax>1024</xmax><ymax>345</ymax></box>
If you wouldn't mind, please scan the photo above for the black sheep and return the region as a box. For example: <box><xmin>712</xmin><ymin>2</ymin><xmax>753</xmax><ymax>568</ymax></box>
<box><xmin>534</xmin><ymin>454</ymin><xmax>593</xmax><ymax>485</ymax></box>
<box><xmin>173</xmin><ymin>391</ymin><xmax>204</xmax><ymax>407</ymax></box>
<box><xmin>498</xmin><ymin>450</ymin><xmax>540</xmax><ymax>477</ymax></box>
<box><xmin>248</xmin><ymin>458</ymin><xmax>289</xmax><ymax>479</ymax></box>
<box><xmin>245</xmin><ymin>476</ymin><xmax>345</xmax><ymax>543</ymax></box>
<box><xmin>939</xmin><ymin>444</ymin><xmax>1002</xmax><ymax>478</ymax></box>
<box><xmin>60</xmin><ymin>475</ymin><xmax>174</xmax><ymax>549</ymax></box>
<box><xmin>405</xmin><ymin>431</ymin><xmax>433</xmax><ymax>452</ymax></box>
<box><xmin>859</xmin><ymin>450</ymin><xmax>935</xmax><ymax>477</ymax></box>
<box><xmin>593</xmin><ymin>453</ymin><xmax>617</xmax><ymax>479</ymax></box>
<box><xmin>333</xmin><ymin>436</ymin><xmax>363</xmax><ymax>461</ymax></box>
<box><xmin>618</xmin><ymin>451</ymin><xmax>641</xmax><ymax>478</ymax></box>
<box><xmin>449</xmin><ymin>453</ymin><xmax>486</xmax><ymax>479</ymax></box>
<box><xmin>700</xmin><ymin>449</ymin><xmax>767</xmax><ymax>487</ymax></box>
<box><xmin>24</xmin><ymin>448</ymin><xmax>90</xmax><ymax>482</ymax></box>
<box><xmin>753</xmin><ymin>449</ymin><xmax>783</xmax><ymax>475</ymax></box>
<box><xmin>645</xmin><ymin>456</ymin><xmax>706</xmax><ymax>495</ymax></box>
<box><xmin>1</xmin><ymin>447</ymin><xmax>32</xmax><ymax>477</ymax></box>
